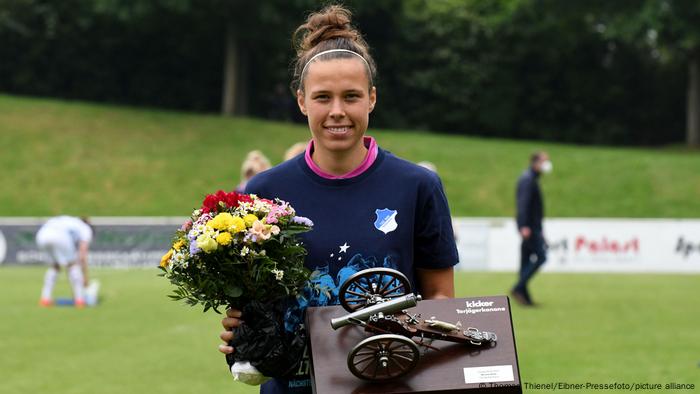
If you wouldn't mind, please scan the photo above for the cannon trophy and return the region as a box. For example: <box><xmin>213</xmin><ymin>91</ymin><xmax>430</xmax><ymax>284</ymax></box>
<box><xmin>331</xmin><ymin>268</ymin><xmax>497</xmax><ymax>381</ymax></box>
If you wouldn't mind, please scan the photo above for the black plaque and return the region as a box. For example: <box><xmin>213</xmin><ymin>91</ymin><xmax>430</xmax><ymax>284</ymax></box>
<box><xmin>306</xmin><ymin>296</ymin><xmax>521</xmax><ymax>394</ymax></box>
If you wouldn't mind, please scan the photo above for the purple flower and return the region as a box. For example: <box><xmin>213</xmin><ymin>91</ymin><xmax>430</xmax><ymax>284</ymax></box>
<box><xmin>243</xmin><ymin>233</ymin><xmax>257</xmax><ymax>244</ymax></box>
<box><xmin>292</xmin><ymin>216</ymin><xmax>314</xmax><ymax>227</ymax></box>
<box><xmin>189</xmin><ymin>241</ymin><xmax>201</xmax><ymax>255</ymax></box>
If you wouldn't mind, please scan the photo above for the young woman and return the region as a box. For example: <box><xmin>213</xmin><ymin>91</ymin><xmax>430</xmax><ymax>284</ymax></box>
<box><xmin>219</xmin><ymin>5</ymin><xmax>458</xmax><ymax>393</ymax></box>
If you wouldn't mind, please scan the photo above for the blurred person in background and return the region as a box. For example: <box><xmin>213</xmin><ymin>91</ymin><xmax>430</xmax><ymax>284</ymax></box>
<box><xmin>511</xmin><ymin>151</ymin><xmax>552</xmax><ymax>306</ymax></box>
<box><xmin>235</xmin><ymin>150</ymin><xmax>272</xmax><ymax>193</ymax></box>
<box><xmin>36</xmin><ymin>216</ymin><xmax>93</xmax><ymax>308</ymax></box>
<box><xmin>283</xmin><ymin>142</ymin><xmax>307</xmax><ymax>161</ymax></box>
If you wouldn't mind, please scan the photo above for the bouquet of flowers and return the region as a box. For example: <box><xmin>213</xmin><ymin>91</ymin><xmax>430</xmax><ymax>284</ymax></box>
<box><xmin>159</xmin><ymin>190</ymin><xmax>313</xmax><ymax>384</ymax></box>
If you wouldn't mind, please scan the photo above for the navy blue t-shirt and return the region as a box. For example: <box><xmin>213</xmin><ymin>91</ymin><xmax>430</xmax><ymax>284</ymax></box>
<box><xmin>244</xmin><ymin>147</ymin><xmax>459</xmax><ymax>394</ymax></box>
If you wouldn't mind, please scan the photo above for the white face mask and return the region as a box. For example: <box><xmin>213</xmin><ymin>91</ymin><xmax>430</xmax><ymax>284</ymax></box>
<box><xmin>540</xmin><ymin>160</ymin><xmax>553</xmax><ymax>174</ymax></box>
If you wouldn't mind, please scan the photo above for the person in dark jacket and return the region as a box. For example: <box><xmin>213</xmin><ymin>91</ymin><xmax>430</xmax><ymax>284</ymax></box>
<box><xmin>511</xmin><ymin>151</ymin><xmax>552</xmax><ymax>306</ymax></box>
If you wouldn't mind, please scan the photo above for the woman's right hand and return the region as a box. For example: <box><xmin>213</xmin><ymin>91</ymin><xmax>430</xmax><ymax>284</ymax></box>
<box><xmin>218</xmin><ymin>307</ymin><xmax>243</xmax><ymax>354</ymax></box>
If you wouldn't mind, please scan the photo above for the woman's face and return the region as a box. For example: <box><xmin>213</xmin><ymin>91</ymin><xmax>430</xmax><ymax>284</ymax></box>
<box><xmin>297</xmin><ymin>58</ymin><xmax>376</xmax><ymax>156</ymax></box>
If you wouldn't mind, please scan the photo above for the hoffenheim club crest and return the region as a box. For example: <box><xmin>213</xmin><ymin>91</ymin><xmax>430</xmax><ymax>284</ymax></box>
<box><xmin>374</xmin><ymin>209</ymin><xmax>398</xmax><ymax>234</ymax></box>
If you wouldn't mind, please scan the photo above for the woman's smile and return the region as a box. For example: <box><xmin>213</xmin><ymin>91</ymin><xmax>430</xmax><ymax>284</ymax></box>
<box><xmin>324</xmin><ymin>125</ymin><xmax>353</xmax><ymax>134</ymax></box>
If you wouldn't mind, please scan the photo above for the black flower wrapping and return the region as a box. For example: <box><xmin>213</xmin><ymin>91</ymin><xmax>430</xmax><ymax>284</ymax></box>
<box><xmin>226</xmin><ymin>300</ymin><xmax>307</xmax><ymax>378</ymax></box>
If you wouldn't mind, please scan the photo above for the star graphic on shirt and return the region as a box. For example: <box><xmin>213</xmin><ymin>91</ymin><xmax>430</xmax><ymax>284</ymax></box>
<box><xmin>339</xmin><ymin>243</ymin><xmax>350</xmax><ymax>253</ymax></box>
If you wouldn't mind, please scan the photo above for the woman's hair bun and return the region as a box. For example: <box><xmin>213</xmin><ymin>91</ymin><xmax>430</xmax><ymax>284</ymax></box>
<box><xmin>295</xmin><ymin>5</ymin><xmax>360</xmax><ymax>55</ymax></box>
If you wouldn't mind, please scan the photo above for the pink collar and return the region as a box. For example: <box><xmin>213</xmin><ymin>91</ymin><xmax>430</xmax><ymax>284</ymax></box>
<box><xmin>304</xmin><ymin>136</ymin><xmax>378</xmax><ymax>179</ymax></box>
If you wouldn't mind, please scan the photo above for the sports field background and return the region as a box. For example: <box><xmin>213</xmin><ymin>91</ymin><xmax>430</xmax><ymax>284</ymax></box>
<box><xmin>1</xmin><ymin>95</ymin><xmax>699</xmax><ymax>393</ymax></box>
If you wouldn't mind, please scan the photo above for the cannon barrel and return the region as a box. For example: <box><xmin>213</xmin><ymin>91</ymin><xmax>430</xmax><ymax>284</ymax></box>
<box><xmin>330</xmin><ymin>294</ymin><xmax>421</xmax><ymax>330</ymax></box>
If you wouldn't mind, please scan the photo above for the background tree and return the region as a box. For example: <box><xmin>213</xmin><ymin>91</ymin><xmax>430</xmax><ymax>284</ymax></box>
<box><xmin>590</xmin><ymin>0</ymin><xmax>700</xmax><ymax>146</ymax></box>
<box><xmin>0</xmin><ymin>0</ymin><xmax>691</xmax><ymax>146</ymax></box>
<box><xmin>379</xmin><ymin>0</ymin><xmax>684</xmax><ymax>144</ymax></box>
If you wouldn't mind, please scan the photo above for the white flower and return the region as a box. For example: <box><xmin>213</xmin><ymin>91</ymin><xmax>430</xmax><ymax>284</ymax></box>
<box><xmin>202</xmin><ymin>227</ymin><xmax>216</xmax><ymax>238</ymax></box>
<box><xmin>271</xmin><ymin>268</ymin><xmax>284</xmax><ymax>281</ymax></box>
<box><xmin>172</xmin><ymin>251</ymin><xmax>187</xmax><ymax>266</ymax></box>
<box><xmin>240</xmin><ymin>246</ymin><xmax>250</xmax><ymax>256</ymax></box>
<box><xmin>231</xmin><ymin>361</ymin><xmax>269</xmax><ymax>386</ymax></box>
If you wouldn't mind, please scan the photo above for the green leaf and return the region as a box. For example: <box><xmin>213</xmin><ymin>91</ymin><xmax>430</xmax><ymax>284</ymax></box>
<box><xmin>225</xmin><ymin>286</ymin><xmax>242</xmax><ymax>298</ymax></box>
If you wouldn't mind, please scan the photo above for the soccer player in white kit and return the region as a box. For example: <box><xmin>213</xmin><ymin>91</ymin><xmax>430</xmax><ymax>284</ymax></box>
<box><xmin>36</xmin><ymin>216</ymin><xmax>93</xmax><ymax>307</ymax></box>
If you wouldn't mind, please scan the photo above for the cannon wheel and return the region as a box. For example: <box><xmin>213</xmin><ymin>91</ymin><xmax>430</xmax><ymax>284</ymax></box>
<box><xmin>338</xmin><ymin>268</ymin><xmax>412</xmax><ymax>312</ymax></box>
<box><xmin>347</xmin><ymin>334</ymin><xmax>420</xmax><ymax>381</ymax></box>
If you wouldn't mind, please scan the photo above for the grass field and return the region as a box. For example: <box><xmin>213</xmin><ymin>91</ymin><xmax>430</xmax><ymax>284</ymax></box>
<box><xmin>1</xmin><ymin>267</ymin><xmax>698</xmax><ymax>393</ymax></box>
<box><xmin>2</xmin><ymin>94</ymin><xmax>700</xmax><ymax>218</ymax></box>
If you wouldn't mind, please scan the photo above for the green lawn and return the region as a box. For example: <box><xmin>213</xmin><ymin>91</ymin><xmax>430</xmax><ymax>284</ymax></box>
<box><xmin>1</xmin><ymin>267</ymin><xmax>697</xmax><ymax>393</ymax></box>
<box><xmin>1</xmin><ymin>94</ymin><xmax>700</xmax><ymax>218</ymax></box>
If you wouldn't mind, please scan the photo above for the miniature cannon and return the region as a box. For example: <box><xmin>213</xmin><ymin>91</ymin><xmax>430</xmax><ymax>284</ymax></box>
<box><xmin>332</xmin><ymin>268</ymin><xmax>497</xmax><ymax>381</ymax></box>
<box><xmin>330</xmin><ymin>293</ymin><xmax>421</xmax><ymax>329</ymax></box>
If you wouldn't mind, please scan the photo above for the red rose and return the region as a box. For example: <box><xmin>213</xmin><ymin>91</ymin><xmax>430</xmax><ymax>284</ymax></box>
<box><xmin>222</xmin><ymin>191</ymin><xmax>240</xmax><ymax>208</ymax></box>
<box><xmin>201</xmin><ymin>190</ymin><xmax>239</xmax><ymax>213</ymax></box>
<box><xmin>200</xmin><ymin>190</ymin><xmax>255</xmax><ymax>213</ymax></box>
<box><xmin>237</xmin><ymin>194</ymin><xmax>253</xmax><ymax>204</ymax></box>
<box><xmin>201</xmin><ymin>193</ymin><xmax>220</xmax><ymax>213</ymax></box>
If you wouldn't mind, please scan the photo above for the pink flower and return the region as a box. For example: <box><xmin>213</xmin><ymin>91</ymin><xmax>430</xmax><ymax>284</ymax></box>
<box><xmin>250</xmin><ymin>221</ymin><xmax>271</xmax><ymax>241</ymax></box>
<box><xmin>249</xmin><ymin>221</ymin><xmax>280</xmax><ymax>242</ymax></box>
<box><xmin>265</xmin><ymin>202</ymin><xmax>292</xmax><ymax>224</ymax></box>
<box><xmin>180</xmin><ymin>219</ymin><xmax>193</xmax><ymax>232</ymax></box>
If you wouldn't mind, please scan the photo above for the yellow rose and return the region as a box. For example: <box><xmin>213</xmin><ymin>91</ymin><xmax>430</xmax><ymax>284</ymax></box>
<box><xmin>196</xmin><ymin>235</ymin><xmax>218</xmax><ymax>253</ymax></box>
<box><xmin>229</xmin><ymin>216</ymin><xmax>246</xmax><ymax>233</ymax></box>
<box><xmin>172</xmin><ymin>240</ymin><xmax>185</xmax><ymax>250</ymax></box>
<box><xmin>160</xmin><ymin>249</ymin><xmax>173</xmax><ymax>268</ymax></box>
<box><xmin>243</xmin><ymin>214</ymin><xmax>258</xmax><ymax>228</ymax></box>
<box><xmin>207</xmin><ymin>212</ymin><xmax>235</xmax><ymax>231</ymax></box>
<box><xmin>216</xmin><ymin>232</ymin><xmax>233</xmax><ymax>246</ymax></box>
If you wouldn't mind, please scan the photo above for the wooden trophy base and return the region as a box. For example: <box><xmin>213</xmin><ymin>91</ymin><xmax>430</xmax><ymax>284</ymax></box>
<box><xmin>306</xmin><ymin>296</ymin><xmax>521</xmax><ymax>394</ymax></box>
